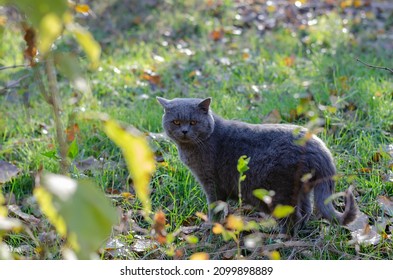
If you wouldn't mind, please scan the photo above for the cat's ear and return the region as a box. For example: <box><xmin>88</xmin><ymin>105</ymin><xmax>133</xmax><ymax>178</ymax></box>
<box><xmin>198</xmin><ymin>98</ymin><xmax>211</xmax><ymax>113</ymax></box>
<box><xmin>156</xmin><ymin>97</ymin><xmax>170</xmax><ymax>109</ymax></box>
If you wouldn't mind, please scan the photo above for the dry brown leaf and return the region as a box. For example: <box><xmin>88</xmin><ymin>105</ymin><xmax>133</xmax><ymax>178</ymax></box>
<box><xmin>262</xmin><ymin>109</ymin><xmax>282</xmax><ymax>124</ymax></box>
<box><xmin>377</xmin><ymin>196</ymin><xmax>393</xmax><ymax>216</ymax></box>
<box><xmin>284</xmin><ymin>55</ymin><xmax>295</xmax><ymax>67</ymax></box>
<box><xmin>65</xmin><ymin>123</ymin><xmax>80</xmax><ymax>142</ymax></box>
<box><xmin>131</xmin><ymin>237</ymin><xmax>158</xmax><ymax>253</ymax></box>
<box><xmin>209</xmin><ymin>29</ymin><xmax>224</xmax><ymax>41</ymax></box>
<box><xmin>141</xmin><ymin>72</ymin><xmax>162</xmax><ymax>87</ymax></box>
<box><xmin>345</xmin><ymin>211</ymin><xmax>369</xmax><ymax>232</ymax></box>
<box><xmin>74</xmin><ymin>156</ymin><xmax>100</xmax><ymax>172</ymax></box>
<box><xmin>7</xmin><ymin>204</ymin><xmax>40</xmax><ymax>226</ymax></box>
<box><xmin>350</xmin><ymin>224</ymin><xmax>381</xmax><ymax>246</ymax></box>
<box><xmin>153</xmin><ymin>210</ymin><xmax>167</xmax><ymax>244</ymax></box>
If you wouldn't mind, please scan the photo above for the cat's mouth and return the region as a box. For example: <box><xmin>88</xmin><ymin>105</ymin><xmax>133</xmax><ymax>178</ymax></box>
<box><xmin>176</xmin><ymin>134</ymin><xmax>195</xmax><ymax>144</ymax></box>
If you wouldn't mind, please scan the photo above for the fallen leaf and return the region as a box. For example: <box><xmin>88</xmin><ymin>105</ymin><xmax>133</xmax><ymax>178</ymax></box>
<box><xmin>74</xmin><ymin>156</ymin><xmax>100</xmax><ymax>172</ymax></box>
<box><xmin>209</xmin><ymin>29</ymin><xmax>224</xmax><ymax>41</ymax></box>
<box><xmin>104</xmin><ymin>238</ymin><xmax>131</xmax><ymax>258</ymax></box>
<box><xmin>65</xmin><ymin>123</ymin><xmax>80</xmax><ymax>142</ymax></box>
<box><xmin>0</xmin><ymin>161</ymin><xmax>20</xmax><ymax>184</ymax></box>
<box><xmin>141</xmin><ymin>71</ymin><xmax>162</xmax><ymax>87</ymax></box>
<box><xmin>262</xmin><ymin>109</ymin><xmax>282</xmax><ymax>124</ymax></box>
<box><xmin>195</xmin><ymin>212</ymin><xmax>208</xmax><ymax>222</ymax></box>
<box><xmin>350</xmin><ymin>224</ymin><xmax>381</xmax><ymax>246</ymax></box>
<box><xmin>345</xmin><ymin>211</ymin><xmax>369</xmax><ymax>232</ymax></box>
<box><xmin>382</xmin><ymin>171</ymin><xmax>393</xmax><ymax>183</ymax></box>
<box><xmin>74</xmin><ymin>4</ymin><xmax>90</xmax><ymax>14</ymax></box>
<box><xmin>153</xmin><ymin>210</ymin><xmax>167</xmax><ymax>244</ymax></box>
<box><xmin>226</xmin><ymin>215</ymin><xmax>244</xmax><ymax>231</ymax></box>
<box><xmin>131</xmin><ymin>237</ymin><xmax>158</xmax><ymax>253</ymax></box>
<box><xmin>7</xmin><ymin>204</ymin><xmax>40</xmax><ymax>226</ymax></box>
<box><xmin>377</xmin><ymin>196</ymin><xmax>393</xmax><ymax>216</ymax></box>
<box><xmin>189</xmin><ymin>252</ymin><xmax>209</xmax><ymax>260</ymax></box>
<box><xmin>185</xmin><ymin>235</ymin><xmax>199</xmax><ymax>244</ymax></box>
<box><xmin>121</xmin><ymin>192</ymin><xmax>135</xmax><ymax>200</ymax></box>
<box><xmin>372</xmin><ymin>152</ymin><xmax>382</xmax><ymax>163</ymax></box>
<box><xmin>212</xmin><ymin>223</ymin><xmax>224</xmax><ymax>234</ymax></box>
<box><xmin>284</xmin><ymin>55</ymin><xmax>296</xmax><ymax>67</ymax></box>
<box><xmin>359</xmin><ymin>167</ymin><xmax>372</xmax><ymax>173</ymax></box>
<box><xmin>269</xmin><ymin>250</ymin><xmax>281</xmax><ymax>260</ymax></box>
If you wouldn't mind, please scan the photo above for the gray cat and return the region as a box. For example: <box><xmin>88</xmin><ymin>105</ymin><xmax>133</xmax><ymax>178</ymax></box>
<box><xmin>157</xmin><ymin>97</ymin><xmax>358</xmax><ymax>233</ymax></box>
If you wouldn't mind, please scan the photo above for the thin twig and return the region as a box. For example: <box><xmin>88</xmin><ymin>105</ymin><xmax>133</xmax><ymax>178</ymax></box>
<box><xmin>0</xmin><ymin>74</ymin><xmax>30</xmax><ymax>94</ymax></box>
<box><xmin>0</xmin><ymin>64</ymin><xmax>29</xmax><ymax>71</ymax></box>
<box><xmin>356</xmin><ymin>58</ymin><xmax>393</xmax><ymax>74</ymax></box>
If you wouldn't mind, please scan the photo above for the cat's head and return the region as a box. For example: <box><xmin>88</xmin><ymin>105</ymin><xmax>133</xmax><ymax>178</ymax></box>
<box><xmin>157</xmin><ymin>97</ymin><xmax>215</xmax><ymax>145</ymax></box>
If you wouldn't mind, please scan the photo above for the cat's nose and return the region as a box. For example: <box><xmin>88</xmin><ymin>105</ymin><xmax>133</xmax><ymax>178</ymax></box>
<box><xmin>181</xmin><ymin>129</ymin><xmax>188</xmax><ymax>135</ymax></box>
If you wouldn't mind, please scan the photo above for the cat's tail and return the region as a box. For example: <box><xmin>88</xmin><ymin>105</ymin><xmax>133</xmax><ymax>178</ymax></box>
<box><xmin>314</xmin><ymin>180</ymin><xmax>358</xmax><ymax>225</ymax></box>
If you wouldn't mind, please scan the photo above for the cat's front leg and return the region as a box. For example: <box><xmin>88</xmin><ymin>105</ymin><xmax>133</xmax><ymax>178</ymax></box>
<box><xmin>203</xmin><ymin>185</ymin><xmax>228</xmax><ymax>223</ymax></box>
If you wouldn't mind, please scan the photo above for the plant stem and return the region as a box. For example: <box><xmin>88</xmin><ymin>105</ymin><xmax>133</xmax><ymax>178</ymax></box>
<box><xmin>44</xmin><ymin>56</ymin><xmax>69</xmax><ymax>175</ymax></box>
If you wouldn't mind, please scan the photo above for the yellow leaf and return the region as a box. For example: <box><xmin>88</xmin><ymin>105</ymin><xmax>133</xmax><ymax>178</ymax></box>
<box><xmin>269</xmin><ymin>250</ymin><xmax>281</xmax><ymax>260</ymax></box>
<box><xmin>272</xmin><ymin>204</ymin><xmax>295</xmax><ymax>219</ymax></box>
<box><xmin>34</xmin><ymin>186</ymin><xmax>67</xmax><ymax>236</ymax></box>
<box><xmin>74</xmin><ymin>4</ymin><xmax>90</xmax><ymax>14</ymax></box>
<box><xmin>266</xmin><ymin>3</ymin><xmax>276</xmax><ymax>13</ymax></box>
<box><xmin>189</xmin><ymin>252</ymin><xmax>209</xmax><ymax>260</ymax></box>
<box><xmin>121</xmin><ymin>192</ymin><xmax>135</xmax><ymax>199</ymax></box>
<box><xmin>0</xmin><ymin>15</ymin><xmax>7</xmax><ymax>26</ymax></box>
<box><xmin>226</xmin><ymin>215</ymin><xmax>244</xmax><ymax>231</ymax></box>
<box><xmin>195</xmin><ymin>211</ymin><xmax>208</xmax><ymax>222</ymax></box>
<box><xmin>71</xmin><ymin>24</ymin><xmax>101</xmax><ymax>69</ymax></box>
<box><xmin>212</xmin><ymin>223</ymin><xmax>224</xmax><ymax>234</ymax></box>
<box><xmin>38</xmin><ymin>13</ymin><xmax>62</xmax><ymax>54</ymax></box>
<box><xmin>0</xmin><ymin>191</ymin><xmax>6</xmax><ymax>217</ymax></box>
<box><xmin>103</xmin><ymin>119</ymin><xmax>155</xmax><ymax>220</ymax></box>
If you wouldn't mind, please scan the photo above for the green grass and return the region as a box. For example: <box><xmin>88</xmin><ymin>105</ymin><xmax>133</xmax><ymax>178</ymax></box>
<box><xmin>1</xmin><ymin>1</ymin><xmax>392</xmax><ymax>259</ymax></box>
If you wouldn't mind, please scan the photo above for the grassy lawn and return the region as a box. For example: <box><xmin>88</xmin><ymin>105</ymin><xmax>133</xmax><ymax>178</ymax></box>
<box><xmin>1</xmin><ymin>0</ymin><xmax>392</xmax><ymax>259</ymax></box>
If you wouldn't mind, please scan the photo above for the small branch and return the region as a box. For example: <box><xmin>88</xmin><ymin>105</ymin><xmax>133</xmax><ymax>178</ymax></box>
<box><xmin>356</xmin><ymin>58</ymin><xmax>393</xmax><ymax>74</ymax></box>
<box><xmin>45</xmin><ymin>55</ymin><xmax>70</xmax><ymax>175</ymax></box>
<box><xmin>0</xmin><ymin>74</ymin><xmax>30</xmax><ymax>94</ymax></box>
<box><xmin>0</xmin><ymin>64</ymin><xmax>29</xmax><ymax>71</ymax></box>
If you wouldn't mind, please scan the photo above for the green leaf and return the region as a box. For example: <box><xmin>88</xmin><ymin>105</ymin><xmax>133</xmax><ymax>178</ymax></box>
<box><xmin>38</xmin><ymin>174</ymin><xmax>118</xmax><ymax>259</ymax></box>
<box><xmin>70</xmin><ymin>24</ymin><xmax>101</xmax><ymax>69</ymax></box>
<box><xmin>252</xmin><ymin>189</ymin><xmax>270</xmax><ymax>201</ymax></box>
<box><xmin>59</xmin><ymin>179</ymin><xmax>118</xmax><ymax>259</ymax></box>
<box><xmin>237</xmin><ymin>155</ymin><xmax>250</xmax><ymax>174</ymax></box>
<box><xmin>185</xmin><ymin>235</ymin><xmax>199</xmax><ymax>244</ymax></box>
<box><xmin>67</xmin><ymin>138</ymin><xmax>79</xmax><ymax>160</ymax></box>
<box><xmin>9</xmin><ymin>0</ymin><xmax>68</xmax><ymax>54</ymax></box>
<box><xmin>272</xmin><ymin>205</ymin><xmax>295</xmax><ymax>219</ymax></box>
<box><xmin>54</xmin><ymin>52</ymin><xmax>89</xmax><ymax>93</ymax></box>
<box><xmin>41</xmin><ymin>150</ymin><xmax>60</xmax><ymax>159</ymax></box>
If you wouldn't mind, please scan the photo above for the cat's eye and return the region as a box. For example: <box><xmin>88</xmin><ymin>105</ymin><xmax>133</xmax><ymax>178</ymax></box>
<box><xmin>190</xmin><ymin>120</ymin><xmax>197</xmax><ymax>125</ymax></box>
<box><xmin>172</xmin><ymin>120</ymin><xmax>181</xmax><ymax>125</ymax></box>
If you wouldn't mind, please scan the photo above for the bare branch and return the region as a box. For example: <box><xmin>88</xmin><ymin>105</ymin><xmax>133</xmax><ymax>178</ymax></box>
<box><xmin>356</xmin><ymin>58</ymin><xmax>393</xmax><ymax>74</ymax></box>
<box><xmin>0</xmin><ymin>64</ymin><xmax>30</xmax><ymax>71</ymax></box>
<box><xmin>0</xmin><ymin>74</ymin><xmax>30</xmax><ymax>94</ymax></box>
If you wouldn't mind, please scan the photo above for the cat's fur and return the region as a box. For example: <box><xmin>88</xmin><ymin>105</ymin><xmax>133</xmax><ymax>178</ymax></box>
<box><xmin>157</xmin><ymin>97</ymin><xmax>358</xmax><ymax>232</ymax></box>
